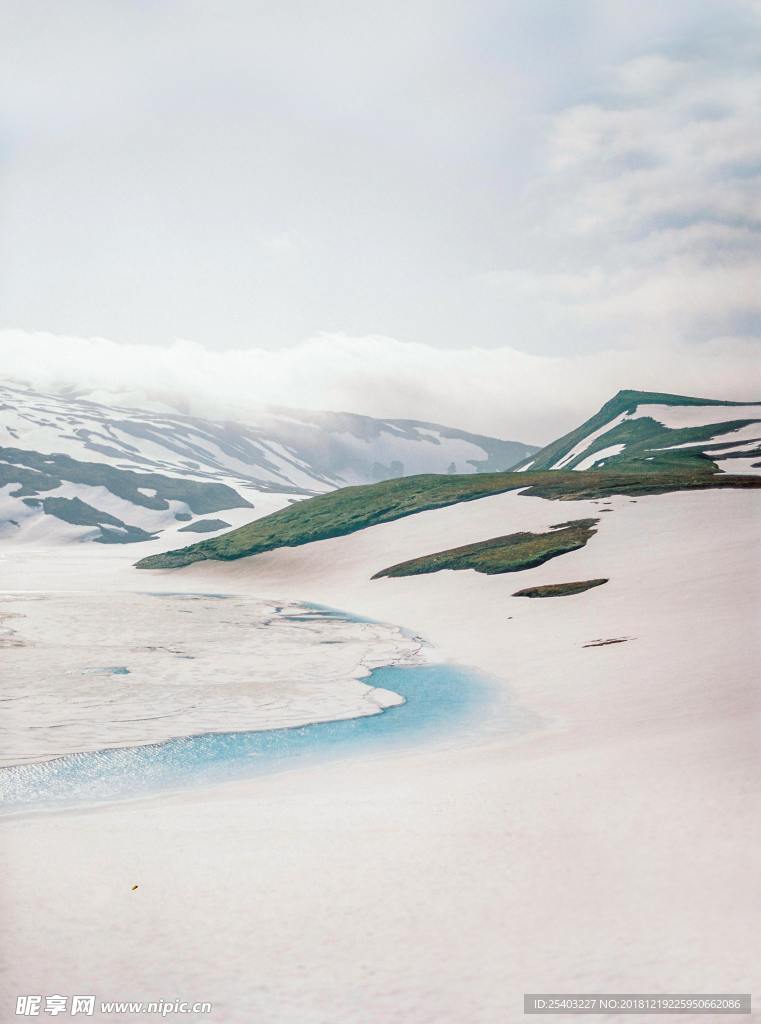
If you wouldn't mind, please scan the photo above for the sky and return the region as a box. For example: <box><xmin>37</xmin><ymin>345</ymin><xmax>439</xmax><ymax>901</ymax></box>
<box><xmin>1</xmin><ymin>0</ymin><xmax>760</xmax><ymax>443</ymax></box>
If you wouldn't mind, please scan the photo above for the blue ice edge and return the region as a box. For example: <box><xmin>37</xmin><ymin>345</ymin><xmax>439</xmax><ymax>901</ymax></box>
<box><xmin>0</xmin><ymin>602</ymin><xmax>533</xmax><ymax>815</ymax></box>
<box><xmin>1</xmin><ymin>663</ymin><xmax>519</xmax><ymax>815</ymax></box>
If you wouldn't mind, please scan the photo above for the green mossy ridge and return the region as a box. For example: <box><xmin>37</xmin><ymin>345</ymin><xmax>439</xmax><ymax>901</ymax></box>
<box><xmin>516</xmin><ymin>468</ymin><xmax>761</xmax><ymax>500</ymax></box>
<box><xmin>136</xmin><ymin>472</ymin><xmax>527</xmax><ymax>568</ymax></box>
<box><xmin>177</xmin><ymin>518</ymin><xmax>232</xmax><ymax>533</ymax></box>
<box><xmin>135</xmin><ymin>466</ymin><xmax>761</xmax><ymax>569</ymax></box>
<box><xmin>521</xmin><ymin>390</ymin><xmax>761</xmax><ymax>472</ymax></box>
<box><xmin>372</xmin><ymin>519</ymin><xmax>599</xmax><ymax>579</ymax></box>
<box><xmin>513</xmin><ymin>578</ymin><xmax>608</xmax><ymax>598</ymax></box>
<box><xmin>558</xmin><ymin>417</ymin><xmax>758</xmax><ymax>473</ymax></box>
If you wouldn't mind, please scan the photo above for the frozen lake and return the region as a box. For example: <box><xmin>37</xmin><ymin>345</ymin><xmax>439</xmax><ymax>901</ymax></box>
<box><xmin>0</xmin><ymin>659</ymin><xmax>503</xmax><ymax>812</ymax></box>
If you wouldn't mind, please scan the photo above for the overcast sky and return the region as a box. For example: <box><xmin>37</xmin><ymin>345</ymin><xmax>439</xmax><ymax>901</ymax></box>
<box><xmin>1</xmin><ymin>1</ymin><xmax>760</xmax><ymax>441</ymax></box>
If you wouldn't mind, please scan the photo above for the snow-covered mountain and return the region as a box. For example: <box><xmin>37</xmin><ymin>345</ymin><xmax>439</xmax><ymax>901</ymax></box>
<box><xmin>515</xmin><ymin>390</ymin><xmax>761</xmax><ymax>475</ymax></box>
<box><xmin>0</xmin><ymin>383</ymin><xmax>536</xmax><ymax>545</ymax></box>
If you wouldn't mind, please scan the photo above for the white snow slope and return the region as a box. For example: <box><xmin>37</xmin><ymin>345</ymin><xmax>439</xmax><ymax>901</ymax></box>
<box><xmin>0</xmin><ymin>382</ymin><xmax>536</xmax><ymax>545</ymax></box>
<box><xmin>2</xmin><ymin>485</ymin><xmax>758</xmax><ymax>1023</ymax></box>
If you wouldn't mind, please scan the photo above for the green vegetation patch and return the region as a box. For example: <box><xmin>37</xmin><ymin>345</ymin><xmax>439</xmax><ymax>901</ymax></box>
<box><xmin>518</xmin><ymin>468</ymin><xmax>761</xmax><ymax>501</ymax></box>
<box><xmin>135</xmin><ymin>466</ymin><xmax>761</xmax><ymax>569</ymax></box>
<box><xmin>177</xmin><ymin>518</ymin><xmax>232</xmax><ymax>533</ymax></box>
<box><xmin>372</xmin><ymin>519</ymin><xmax>598</xmax><ymax>579</ymax></box>
<box><xmin>513</xmin><ymin>578</ymin><xmax>608</xmax><ymax>598</ymax></box>
<box><xmin>30</xmin><ymin>496</ymin><xmax>157</xmax><ymax>544</ymax></box>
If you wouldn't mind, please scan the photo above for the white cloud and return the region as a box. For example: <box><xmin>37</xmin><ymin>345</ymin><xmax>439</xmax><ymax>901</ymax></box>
<box><xmin>2</xmin><ymin>2</ymin><xmax>759</xmax><ymax>353</ymax></box>
<box><xmin>1</xmin><ymin>5</ymin><xmax>758</xmax><ymax>434</ymax></box>
<box><xmin>484</xmin><ymin>47</ymin><xmax>761</xmax><ymax>352</ymax></box>
<box><xmin>1</xmin><ymin>329</ymin><xmax>758</xmax><ymax>445</ymax></box>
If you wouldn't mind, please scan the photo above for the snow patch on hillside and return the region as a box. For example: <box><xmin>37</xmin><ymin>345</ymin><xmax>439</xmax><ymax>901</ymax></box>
<box><xmin>573</xmin><ymin>443</ymin><xmax>626</xmax><ymax>471</ymax></box>
<box><xmin>638</xmin><ymin>404</ymin><xmax>761</xmax><ymax>429</ymax></box>
<box><xmin>552</xmin><ymin>413</ymin><xmax>629</xmax><ymax>468</ymax></box>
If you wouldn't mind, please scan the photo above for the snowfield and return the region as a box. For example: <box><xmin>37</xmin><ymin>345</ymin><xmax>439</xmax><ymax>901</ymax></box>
<box><xmin>1</xmin><ymin>483</ymin><xmax>758</xmax><ymax>1022</ymax></box>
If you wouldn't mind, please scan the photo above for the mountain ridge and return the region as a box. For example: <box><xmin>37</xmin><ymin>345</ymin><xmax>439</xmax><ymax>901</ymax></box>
<box><xmin>134</xmin><ymin>388</ymin><xmax>761</xmax><ymax>570</ymax></box>
<box><xmin>515</xmin><ymin>388</ymin><xmax>761</xmax><ymax>473</ymax></box>
<box><xmin>0</xmin><ymin>382</ymin><xmax>536</xmax><ymax>545</ymax></box>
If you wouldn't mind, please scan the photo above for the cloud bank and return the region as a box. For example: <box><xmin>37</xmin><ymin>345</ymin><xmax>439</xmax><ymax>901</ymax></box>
<box><xmin>468</xmin><ymin>46</ymin><xmax>761</xmax><ymax>355</ymax></box>
<box><xmin>1</xmin><ymin>4</ymin><xmax>759</xmax><ymax>440</ymax></box>
<box><xmin>2</xmin><ymin>330</ymin><xmax>758</xmax><ymax>444</ymax></box>
<box><xmin>2</xmin><ymin>2</ymin><xmax>760</xmax><ymax>356</ymax></box>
